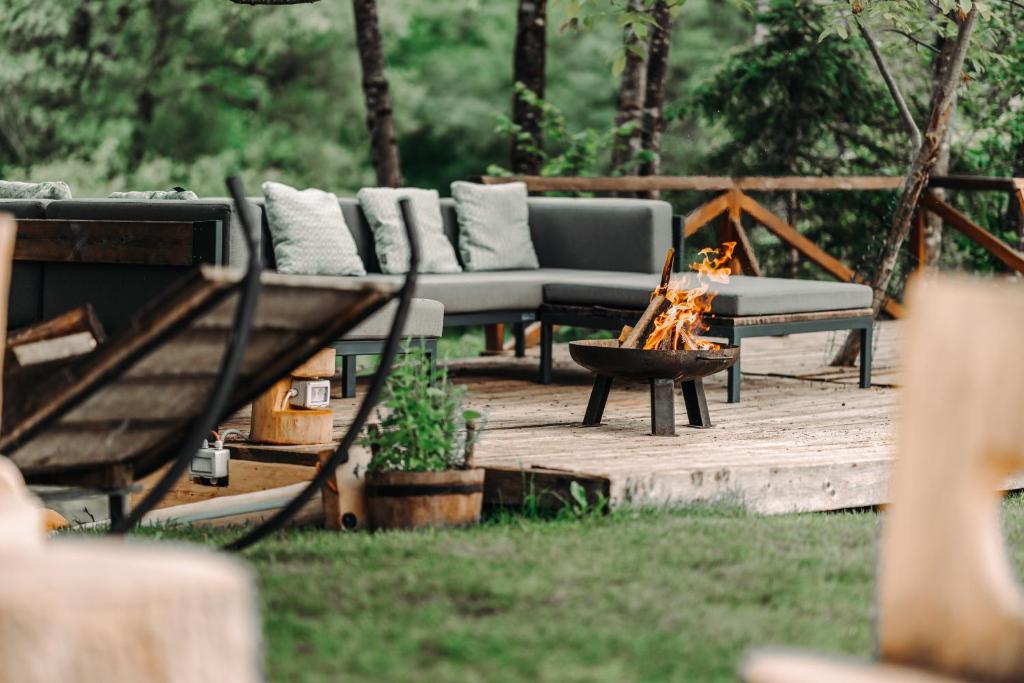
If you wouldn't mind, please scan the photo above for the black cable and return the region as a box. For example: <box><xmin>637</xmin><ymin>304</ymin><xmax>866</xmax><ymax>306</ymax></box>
<box><xmin>225</xmin><ymin>197</ymin><xmax>421</xmax><ymax>551</ymax></box>
<box><xmin>109</xmin><ymin>176</ymin><xmax>263</xmax><ymax>534</ymax></box>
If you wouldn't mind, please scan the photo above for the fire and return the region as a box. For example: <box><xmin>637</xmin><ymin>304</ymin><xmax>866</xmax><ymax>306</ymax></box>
<box><xmin>642</xmin><ymin>242</ymin><xmax>736</xmax><ymax>351</ymax></box>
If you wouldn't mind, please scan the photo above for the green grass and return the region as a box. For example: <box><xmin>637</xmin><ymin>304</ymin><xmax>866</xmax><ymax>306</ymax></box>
<box><xmin>127</xmin><ymin>500</ymin><xmax>1024</xmax><ymax>682</ymax></box>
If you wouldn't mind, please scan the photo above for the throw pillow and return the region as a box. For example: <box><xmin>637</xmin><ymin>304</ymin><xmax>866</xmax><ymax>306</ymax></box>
<box><xmin>357</xmin><ymin>187</ymin><xmax>461</xmax><ymax>274</ymax></box>
<box><xmin>109</xmin><ymin>187</ymin><xmax>199</xmax><ymax>200</ymax></box>
<box><xmin>0</xmin><ymin>180</ymin><xmax>72</xmax><ymax>200</ymax></box>
<box><xmin>262</xmin><ymin>181</ymin><xmax>366</xmax><ymax>276</ymax></box>
<box><xmin>450</xmin><ymin>181</ymin><xmax>539</xmax><ymax>271</ymax></box>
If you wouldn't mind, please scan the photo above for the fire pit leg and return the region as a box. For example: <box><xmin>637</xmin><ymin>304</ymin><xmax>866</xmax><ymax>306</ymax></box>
<box><xmin>681</xmin><ymin>378</ymin><xmax>712</xmax><ymax>428</ymax></box>
<box><xmin>649</xmin><ymin>378</ymin><xmax>677</xmax><ymax>437</ymax></box>
<box><xmin>583</xmin><ymin>375</ymin><xmax>613</xmax><ymax>426</ymax></box>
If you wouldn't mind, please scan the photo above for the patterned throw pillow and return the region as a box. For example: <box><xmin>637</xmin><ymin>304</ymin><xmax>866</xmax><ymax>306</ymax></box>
<box><xmin>450</xmin><ymin>181</ymin><xmax>539</xmax><ymax>271</ymax></box>
<box><xmin>109</xmin><ymin>188</ymin><xmax>199</xmax><ymax>200</ymax></box>
<box><xmin>0</xmin><ymin>180</ymin><xmax>72</xmax><ymax>200</ymax></box>
<box><xmin>262</xmin><ymin>181</ymin><xmax>366</xmax><ymax>276</ymax></box>
<box><xmin>357</xmin><ymin>187</ymin><xmax>461</xmax><ymax>274</ymax></box>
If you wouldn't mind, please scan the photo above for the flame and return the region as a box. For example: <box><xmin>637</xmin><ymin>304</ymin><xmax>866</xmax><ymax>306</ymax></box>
<box><xmin>642</xmin><ymin>242</ymin><xmax>736</xmax><ymax>351</ymax></box>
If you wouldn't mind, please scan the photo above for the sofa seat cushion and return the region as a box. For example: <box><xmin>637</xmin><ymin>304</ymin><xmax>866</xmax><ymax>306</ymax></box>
<box><xmin>353</xmin><ymin>269</ymin><xmax>660</xmax><ymax>315</ymax></box>
<box><xmin>543</xmin><ymin>274</ymin><xmax>873</xmax><ymax>317</ymax></box>
<box><xmin>344</xmin><ymin>298</ymin><xmax>444</xmax><ymax>340</ymax></box>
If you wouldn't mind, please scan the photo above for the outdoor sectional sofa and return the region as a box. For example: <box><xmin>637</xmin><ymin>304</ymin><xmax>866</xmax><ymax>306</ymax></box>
<box><xmin>0</xmin><ymin>194</ymin><xmax>874</xmax><ymax>403</ymax></box>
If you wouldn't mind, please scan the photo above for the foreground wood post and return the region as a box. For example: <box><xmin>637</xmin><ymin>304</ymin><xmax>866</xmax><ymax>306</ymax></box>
<box><xmin>744</xmin><ymin>275</ymin><xmax>1024</xmax><ymax>683</ymax></box>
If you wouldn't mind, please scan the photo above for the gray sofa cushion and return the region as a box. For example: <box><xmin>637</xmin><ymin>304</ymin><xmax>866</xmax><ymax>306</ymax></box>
<box><xmin>451</xmin><ymin>181</ymin><xmax>539</xmax><ymax>271</ymax></box>
<box><xmin>44</xmin><ymin>199</ymin><xmax>249</xmax><ymax>266</ymax></box>
<box><xmin>357</xmin><ymin>188</ymin><xmax>461</xmax><ymax>274</ymax></box>
<box><xmin>526</xmin><ymin>197</ymin><xmax>673</xmax><ymax>273</ymax></box>
<box><xmin>543</xmin><ymin>274</ymin><xmax>873</xmax><ymax>317</ymax></box>
<box><xmin>344</xmin><ymin>298</ymin><xmax>444</xmax><ymax>340</ymax></box>
<box><xmin>353</xmin><ymin>269</ymin><xmax>661</xmax><ymax>315</ymax></box>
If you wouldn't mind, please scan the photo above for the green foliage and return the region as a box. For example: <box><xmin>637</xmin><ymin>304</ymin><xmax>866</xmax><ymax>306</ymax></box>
<box><xmin>359</xmin><ymin>347</ymin><xmax>481</xmax><ymax>473</ymax></box>
<box><xmin>488</xmin><ymin>83</ymin><xmax>642</xmax><ymax>178</ymax></box>
<box><xmin>687</xmin><ymin>0</ymin><xmax>906</xmax><ymax>283</ymax></box>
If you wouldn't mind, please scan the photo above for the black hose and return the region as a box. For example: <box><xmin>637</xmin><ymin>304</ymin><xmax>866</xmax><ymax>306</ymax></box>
<box><xmin>109</xmin><ymin>176</ymin><xmax>263</xmax><ymax>534</ymax></box>
<box><xmin>225</xmin><ymin>197</ymin><xmax>421</xmax><ymax>551</ymax></box>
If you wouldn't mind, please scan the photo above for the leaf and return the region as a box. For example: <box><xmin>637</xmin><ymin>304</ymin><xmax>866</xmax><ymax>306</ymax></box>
<box><xmin>612</xmin><ymin>52</ymin><xmax>626</xmax><ymax>77</ymax></box>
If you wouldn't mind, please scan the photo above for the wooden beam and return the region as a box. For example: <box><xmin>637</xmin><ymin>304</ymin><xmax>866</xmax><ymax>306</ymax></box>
<box><xmin>1014</xmin><ymin>178</ymin><xmax>1024</xmax><ymax>216</ymax></box>
<box><xmin>922</xmin><ymin>192</ymin><xmax>1024</xmax><ymax>275</ymax></box>
<box><xmin>481</xmin><ymin>174</ymin><xmax>1021</xmax><ymax>194</ymax></box>
<box><xmin>483</xmin><ymin>324</ymin><xmax>505</xmax><ymax>355</ymax></box>
<box><xmin>682</xmin><ymin>192</ymin><xmax>729</xmax><ymax>238</ymax></box>
<box><xmin>912</xmin><ymin>207</ymin><xmax>927</xmax><ymax>274</ymax></box>
<box><xmin>737</xmin><ymin>193</ymin><xmax>904</xmax><ymax>318</ymax></box>
<box><xmin>480</xmin><ymin>175</ymin><xmax>905</xmax><ymax>193</ymax></box>
<box><xmin>14</xmin><ymin>219</ymin><xmax>198</xmax><ymax>266</ymax></box>
<box><xmin>727</xmin><ymin>190</ymin><xmax>761</xmax><ymax>276</ymax></box>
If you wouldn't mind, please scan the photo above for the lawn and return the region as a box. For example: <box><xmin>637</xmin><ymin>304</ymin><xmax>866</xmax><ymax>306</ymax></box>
<box><xmin>136</xmin><ymin>500</ymin><xmax>1024</xmax><ymax>683</ymax></box>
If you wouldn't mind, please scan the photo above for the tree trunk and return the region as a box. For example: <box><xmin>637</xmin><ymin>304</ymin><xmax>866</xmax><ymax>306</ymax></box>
<box><xmin>832</xmin><ymin>9</ymin><xmax>977</xmax><ymax>367</ymax></box>
<box><xmin>925</xmin><ymin>30</ymin><xmax>958</xmax><ymax>267</ymax></box>
<box><xmin>352</xmin><ymin>0</ymin><xmax>402</xmax><ymax>187</ymax></box>
<box><xmin>638</xmin><ymin>0</ymin><xmax>673</xmax><ymax>198</ymax></box>
<box><xmin>510</xmin><ymin>0</ymin><xmax>547</xmax><ymax>175</ymax></box>
<box><xmin>610</xmin><ymin>0</ymin><xmax>647</xmax><ymax>176</ymax></box>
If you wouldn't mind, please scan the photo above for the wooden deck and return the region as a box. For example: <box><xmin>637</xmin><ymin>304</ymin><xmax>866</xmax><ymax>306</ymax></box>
<box><xmin>161</xmin><ymin>321</ymin><xmax>914</xmax><ymax>517</ymax></box>
<box><xmin>446</xmin><ymin>322</ymin><xmax>904</xmax><ymax>513</ymax></box>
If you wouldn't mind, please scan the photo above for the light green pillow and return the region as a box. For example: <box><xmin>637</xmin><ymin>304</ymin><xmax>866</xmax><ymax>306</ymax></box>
<box><xmin>0</xmin><ymin>180</ymin><xmax>72</xmax><ymax>200</ymax></box>
<box><xmin>109</xmin><ymin>188</ymin><xmax>198</xmax><ymax>200</ymax></box>
<box><xmin>450</xmin><ymin>181</ymin><xmax>539</xmax><ymax>271</ymax></box>
<box><xmin>262</xmin><ymin>181</ymin><xmax>366</xmax><ymax>276</ymax></box>
<box><xmin>357</xmin><ymin>187</ymin><xmax>461</xmax><ymax>274</ymax></box>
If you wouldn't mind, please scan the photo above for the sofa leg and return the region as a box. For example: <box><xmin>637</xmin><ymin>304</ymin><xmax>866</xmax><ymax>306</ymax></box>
<box><xmin>513</xmin><ymin>322</ymin><xmax>526</xmax><ymax>358</ymax></box>
<box><xmin>539</xmin><ymin>321</ymin><xmax>553</xmax><ymax>384</ymax></box>
<box><xmin>727</xmin><ymin>336</ymin><xmax>741</xmax><ymax>404</ymax></box>
<box><xmin>859</xmin><ymin>324</ymin><xmax>873</xmax><ymax>389</ymax></box>
<box><xmin>341</xmin><ymin>354</ymin><xmax>357</xmax><ymax>399</ymax></box>
<box><xmin>425</xmin><ymin>339</ymin><xmax>438</xmax><ymax>383</ymax></box>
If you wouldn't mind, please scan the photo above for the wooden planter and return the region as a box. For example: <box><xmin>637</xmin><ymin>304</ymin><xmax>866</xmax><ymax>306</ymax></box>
<box><xmin>364</xmin><ymin>468</ymin><xmax>484</xmax><ymax>531</ymax></box>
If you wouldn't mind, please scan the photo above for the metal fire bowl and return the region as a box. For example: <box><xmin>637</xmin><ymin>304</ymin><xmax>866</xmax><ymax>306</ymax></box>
<box><xmin>569</xmin><ymin>339</ymin><xmax>739</xmax><ymax>382</ymax></box>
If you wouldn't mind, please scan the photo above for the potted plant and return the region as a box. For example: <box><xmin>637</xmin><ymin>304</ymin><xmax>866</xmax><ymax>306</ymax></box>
<box><xmin>359</xmin><ymin>347</ymin><xmax>483</xmax><ymax>531</ymax></box>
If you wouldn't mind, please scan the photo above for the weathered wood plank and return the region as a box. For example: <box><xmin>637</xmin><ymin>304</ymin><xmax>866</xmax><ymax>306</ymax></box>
<box><xmin>14</xmin><ymin>219</ymin><xmax>195</xmax><ymax>265</ymax></box>
<box><xmin>480</xmin><ymin>175</ymin><xmax>1014</xmax><ymax>193</ymax></box>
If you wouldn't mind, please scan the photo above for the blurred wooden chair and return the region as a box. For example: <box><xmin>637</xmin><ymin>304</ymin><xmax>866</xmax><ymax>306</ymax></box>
<box><xmin>744</xmin><ymin>275</ymin><xmax>1024</xmax><ymax>683</ymax></box>
<box><xmin>0</xmin><ymin>215</ymin><xmax>261</xmax><ymax>683</ymax></box>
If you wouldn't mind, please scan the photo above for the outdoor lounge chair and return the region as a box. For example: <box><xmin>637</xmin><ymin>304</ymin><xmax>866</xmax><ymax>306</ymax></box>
<box><xmin>1</xmin><ymin>265</ymin><xmax>394</xmax><ymax>520</ymax></box>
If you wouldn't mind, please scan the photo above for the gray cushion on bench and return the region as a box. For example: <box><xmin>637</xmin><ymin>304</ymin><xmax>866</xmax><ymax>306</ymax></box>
<box><xmin>544</xmin><ymin>274</ymin><xmax>873</xmax><ymax>317</ymax></box>
<box><xmin>354</xmin><ymin>269</ymin><xmax>663</xmax><ymax>315</ymax></box>
<box><xmin>344</xmin><ymin>298</ymin><xmax>444</xmax><ymax>340</ymax></box>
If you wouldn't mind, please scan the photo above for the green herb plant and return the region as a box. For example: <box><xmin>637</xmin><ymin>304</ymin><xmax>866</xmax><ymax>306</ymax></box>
<box><xmin>359</xmin><ymin>346</ymin><xmax>482</xmax><ymax>473</ymax></box>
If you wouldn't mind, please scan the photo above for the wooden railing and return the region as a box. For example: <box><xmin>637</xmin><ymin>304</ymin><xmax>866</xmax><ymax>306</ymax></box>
<box><xmin>481</xmin><ymin>175</ymin><xmax>1024</xmax><ymax>322</ymax></box>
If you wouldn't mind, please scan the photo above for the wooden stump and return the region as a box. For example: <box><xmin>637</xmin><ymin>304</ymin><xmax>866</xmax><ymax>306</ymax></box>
<box><xmin>250</xmin><ymin>347</ymin><xmax>335</xmax><ymax>445</ymax></box>
<box><xmin>0</xmin><ymin>458</ymin><xmax>260</xmax><ymax>682</ymax></box>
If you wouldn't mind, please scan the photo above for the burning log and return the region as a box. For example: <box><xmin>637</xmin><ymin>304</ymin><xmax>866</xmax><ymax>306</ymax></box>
<box><xmin>623</xmin><ymin>242</ymin><xmax>737</xmax><ymax>352</ymax></box>
<box><xmin>620</xmin><ymin>247</ymin><xmax>675</xmax><ymax>349</ymax></box>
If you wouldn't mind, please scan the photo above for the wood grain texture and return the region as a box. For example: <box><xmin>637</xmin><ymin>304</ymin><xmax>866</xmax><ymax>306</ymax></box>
<box><xmin>3</xmin><ymin>267</ymin><xmax>392</xmax><ymax>481</ymax></box>
<box><xmin>14</xmin><ymin>219</ymin><xmax>196</xmax><ymax>265</ymax></box>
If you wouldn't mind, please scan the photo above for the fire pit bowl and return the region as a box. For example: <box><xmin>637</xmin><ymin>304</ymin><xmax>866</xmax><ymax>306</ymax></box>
<box><xmin>569</xmin><ymin>339</ymin><xmax>739</xmax><ymax>381</ymax></box>
<box><xmin>568</xmin><ymin>340</ymin><xmax>740</xmax><ymax>436</ymax></box>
